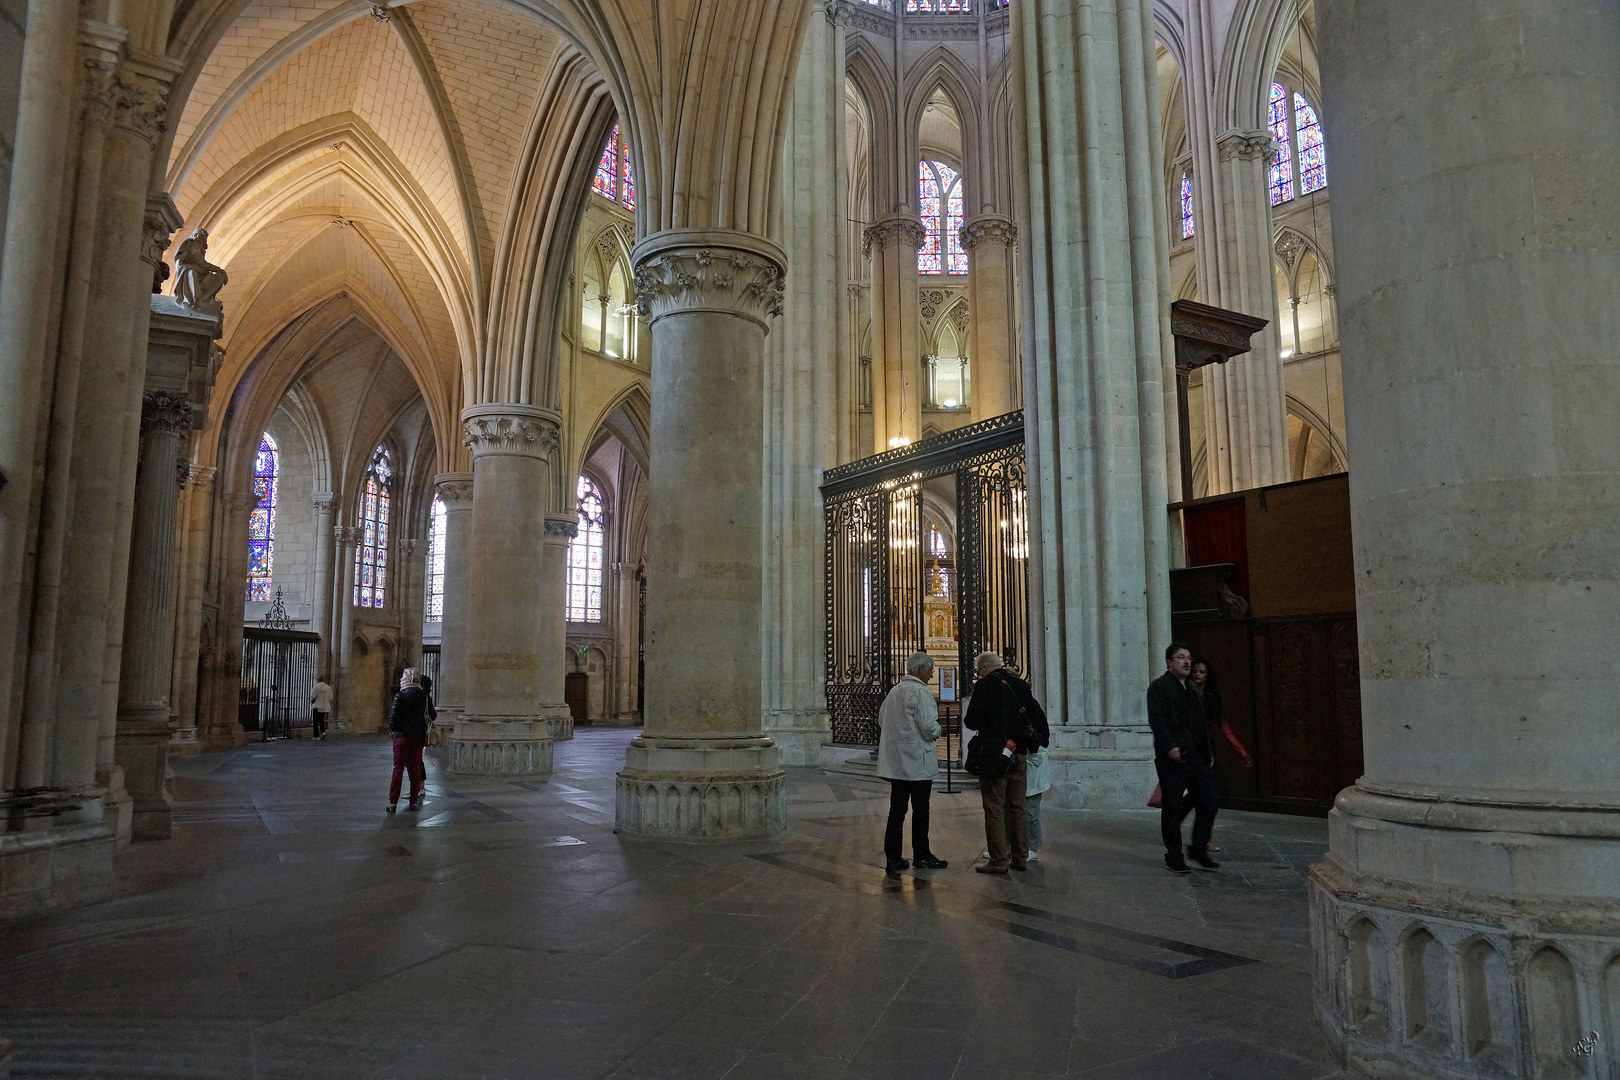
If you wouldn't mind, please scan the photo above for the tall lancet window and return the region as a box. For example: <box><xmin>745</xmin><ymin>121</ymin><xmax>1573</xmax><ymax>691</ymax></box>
<box><xmin>1180</xmin><ymin>172</ymin><xmax>1195</xmax><ymax>240</ymax></box>
<box><xmin>918</xmin><ymin>160</ymin><xmax>967</xmax><ymax>276</ymax></box>
<box><xmin>1293</xmin><ymin>92</ymin><xmax>1327</xmax><ymax>194</ymax></box>
<box><xmin>247</xmin><ymin>435</ymin><xmax>278</xmax><ymax>601</ymax></box>
<box><xmin>1268</xmin><ymin>82</ymin><xmax>1295</xmax><ymax>205</ymax></box>
<box><xmin>425</xmin><ymin>495</ymin><xmax>446</xmax><ymax>620</ymax></box>
<box><xmin>592</xmin><ymin>123</ymin><xmax>637</xmax><ymax>209</ymax></box>
<box><xmin>354</xmin><ymin>446</ymin><xmax>392</xmax><ymax>608</ymax></box>
<box><xmin>567</xmin><ymin>476</ymin><xmax>605</xmax><ymax>623</ymax></box>
<box><xmin>1268</xmin><ymin>81</ymin><xmax>1329</xmax><ymax>206</ymax></box>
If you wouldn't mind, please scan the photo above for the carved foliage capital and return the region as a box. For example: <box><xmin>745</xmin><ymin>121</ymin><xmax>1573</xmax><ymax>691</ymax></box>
<box><xmin>141</xmin><ymin>391</ymin><xmax>192</xmax><ymax>436</ymax></box>
<box><xmin>462</xmin><ymin>411</ymin><xmax>561</xmax><ymax>461</ymax></box>
<box><xmin>114</xmin><ymin>73</ymin><xmax>169</xmax><ymax>145</ymax></box>
<box><xmin>81</xmin><ymin>59</ymin><xmax>119</xmax><ymax>127</ymax></box>
<box><xmin>634</xmin><ymin>246</ymin><xmax>784</xmax><ymax>324</ymax></box>
<box><xmin>1217</xmin><ymin>129</ymin><xmax>1279</xmax><ymax>164</ymax></box>
<box><xmin>544</xmin><ymin>517</ymin><xmax>579</xmax><ymax>539</ymax></box>
<box><xmin>435</xmin><ymin>475</ymin><xmax>475</xmax><ymax>504</ymax></box>
<box><xmin>862</xmin><ymin>216</ymin><xmax>927</xmax><ymax>257</ymax></box>
<box><xmin>958</xmin><ymin>216</ymin><xmax>1017</xmax><ymax>250</ymax></box>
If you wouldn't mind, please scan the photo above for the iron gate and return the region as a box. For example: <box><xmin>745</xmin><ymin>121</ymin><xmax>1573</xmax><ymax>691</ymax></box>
<box><xmin>240</xmin><ymin>627</ymin><xmax>319</xmax><ymax>739</ymax></box>
<box><xmin>821</xmin><ymin>411</ymin><xmax>1029</xmax><ymax>746</ymax></box>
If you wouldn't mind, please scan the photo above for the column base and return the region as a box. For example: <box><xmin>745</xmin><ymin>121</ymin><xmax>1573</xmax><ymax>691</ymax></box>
<box><xmin>1047</xmin><ymin>725</ymin><xmax>1157</xmax><ymax>809</ymax></box>
<box><xmin>547</xmin><ymin>705</ymin><xmax>575</xmax><ymax>741</ymax></box>
<box><xmin>0</xmin><ymin>791</ymin><xmax>116</xmax><ymax>918</ymax></box>
<box><xmin>168</xmin><ymin>725</ymin><xmax>201</xmax><ymax>756</ymax></box>
<box><xmin>448</xmin><ymin>718</ymin><xmax>554</xmax><ymax>776</ymax></box>
<box><xmin>1310</xmin><ymin>791</ymin><xmax>1620</xmax><ymax>1080</ymax></box>
<box><xmin>763</xmin><ymin>711</ymin><xmax>831</xmax><ymax>767</ymax></box>
<box><xmin>116</xmin><ymin>711</ymin><xmax>175</xmax><ymax>842</ymax></box>
<box><xmin>96</xmin><ymin>765</ymin><xmax>134</xmax><ymax>848</ymax></box>
<box><xmin>615</xmin><ymin>736</ymin><xmax>787</xmax><ymax>840</ymax></box>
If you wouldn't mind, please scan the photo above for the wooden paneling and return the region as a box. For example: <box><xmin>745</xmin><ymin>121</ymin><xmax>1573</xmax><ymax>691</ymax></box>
<box><xmin>1244</xmin><ymin>474</ymin><xmax>1356</xmax><ymax>618</ymax></box>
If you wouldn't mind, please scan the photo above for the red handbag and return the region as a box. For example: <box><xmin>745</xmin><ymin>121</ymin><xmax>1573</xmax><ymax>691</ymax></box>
<box><xmin>1147</xmin><ymin>783</ymin><xmax>1163</xmax><ymax>808</ymax></box>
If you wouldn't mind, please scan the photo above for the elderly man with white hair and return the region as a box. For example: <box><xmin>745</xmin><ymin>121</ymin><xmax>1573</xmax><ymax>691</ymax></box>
<box><xmin>876</xmin><ymin>652</ymin><xmax>948</xmax><ymax>874</ymax></box>
<box><xmin>963</xmin><ymin>651</ymin><xmax>1049</xmax><ymax>874</ymax></box>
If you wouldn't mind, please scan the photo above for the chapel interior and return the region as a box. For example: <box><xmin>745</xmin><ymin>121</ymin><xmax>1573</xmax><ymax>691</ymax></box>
<box><xmin>0</xmin><ymin>1</ymin><xmax>1612</xmax><ymax>1078</ymax></box>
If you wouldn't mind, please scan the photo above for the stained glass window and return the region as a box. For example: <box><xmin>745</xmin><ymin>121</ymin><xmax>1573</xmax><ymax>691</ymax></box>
<box><xmin>1294</xmin><ymin>92</ymin><xmax>1327</xmax><ymax>194</ymax></box>
<box><xmin>567</xmin><ymin>476</ymin><xmax>605</xmax><ymax>623</ymax></box>
<box><xmin>425</xmin><ymin>495</ymin><xmax>446</xmax><ymax>621</ymax></box>
<box><xmin>918</xmin><ymin>160</ymin><xmax>966</xmax><ymax>276</ymax></box>
<box><xmin>1180</xmin><ymin>172</ymin><xmax>1195</xmax><ymax>240</ymax></box>
<box><xmin>593</xmin><ymin>123</ymin><xmax>637</xmax><ymax>208</ymax></box>
<box><xmin>907</xmin><ymin>0</ymin><xmax>971</xmax><ymax>10</ymax></box>
<box><xmin>353</xmin><ymin>446</ymin><xmax>391</xmax><ymax>608</ymax></box>
<box><xmin>593</xmin><ymin>125</ymin><xmax>618</xmax><ymax>200</ymax></box>
<box><xmin>247</xmin><ymin>434</ymin><xmax>277</xmax><ymax>601</ymax></box>
<box><xmin>1268</xmin><ymin>82</ymin><xmax>1294</xmax><ymax>206</ymax></box>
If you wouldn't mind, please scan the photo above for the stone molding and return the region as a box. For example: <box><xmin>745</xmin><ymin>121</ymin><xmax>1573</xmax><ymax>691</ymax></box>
<box><xmin>615</xmin><ymin>772</ymin><xmax>788</xmax><ymax>840</ymax></box>
<box><xmin>862</xmin><ymin>214</ymin><xmax>926</xmax><ymax>257</ymax></box>
<box><xmin>632</xmin><ymin>229</ymin><xmax>787</xmax><ymax>328</ymax></box>
<box><xmin>141</xmin><ymin>391</ymin><xmax>192</xmax><ymax>436</ymax></box>
<box><xmin>816</xmin><ymin>0</ymin><xmax>854</xmax><ymax>25</ymax></box>
<box><xmin>184</xmin><ymin>464</ymin><xmax>215</xmax><ymax>491</ymax></box>
<box><xmin>81</xmin><ymin>58</ymin><xmax>118</xmax><ymax>127</ymax></box>
<box><xmin>959</xmin><ymin>215</ymin><xmax>1017</xmax><ymax>250</ymax></box>
<box><xmin>143</xmin><ymin>193</ymin><xmax>184</xmax><ymax>277</ymax></box>
<box><xmin>460</xmin><ymin>405</ymin><xmax>561</xmax><ymax>462</ymax></box>
<box><xmin>448</xmin><ymin>720</ymin><xmax>554</xmax><ymax>776</ymax></box>
<box><xmin>311</xmin><ymin>493</ymin><xmax>335</xmax><ymax>514</ymax></box>
<box><xmin>434</xmin><ymin>472</ymin><xmax>475</xmax><ymax>504</ymax></box>
<box><xmin>1216</xmin><ymin>128</ymin><xmax>1279</xmax><ymax>164</ymax></box>
<box><xmin>114</xmin><ymin>72</ymin><xmax>168</xmax><ymax>144</ymax></box>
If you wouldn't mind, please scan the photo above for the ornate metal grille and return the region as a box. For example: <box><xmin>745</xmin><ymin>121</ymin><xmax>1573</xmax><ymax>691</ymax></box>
<box><xmin>822</xmin><ymin>411</ymin><xmax>1029</xmax><ymax>745</ymax></box>
<box><xmin>240</xmin><ymin>626</ymin><xmax>319</xmax><ymax>739</ymax></box>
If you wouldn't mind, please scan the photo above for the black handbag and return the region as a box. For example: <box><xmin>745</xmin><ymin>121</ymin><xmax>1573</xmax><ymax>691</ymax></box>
<box><xmin>964</xmin><ymin>734</ymin><xmax>1011</xmax><ymax>780</ymax></box>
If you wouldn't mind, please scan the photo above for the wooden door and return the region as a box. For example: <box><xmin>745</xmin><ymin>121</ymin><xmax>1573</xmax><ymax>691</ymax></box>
<box><xmin>565</xmin><ymin>671</ymin><xmax>588</xmax><ymax>721</ymax></box>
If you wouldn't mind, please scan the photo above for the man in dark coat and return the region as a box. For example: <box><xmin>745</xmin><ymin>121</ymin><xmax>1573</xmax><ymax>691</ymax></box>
<box><xmin>1147</xmin><ymin>643</ymin><xmax>1219</xmax><ymax>873</ymax></box>
<box><xmin>963</xmin><ymin>652</ymin><xmax>1049</xmax><ymax>874</ymax></box>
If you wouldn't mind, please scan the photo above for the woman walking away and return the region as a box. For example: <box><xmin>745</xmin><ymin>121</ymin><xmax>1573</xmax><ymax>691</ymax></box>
<box><xmin>1190</xmin><ymin>658</ymin><xmax>1251</xmax><ymax>850</ymax></box>
<box><xmin>386</xmin><ymin>668</ymin><xmax>436</xmax><ymax>813</ymax></box>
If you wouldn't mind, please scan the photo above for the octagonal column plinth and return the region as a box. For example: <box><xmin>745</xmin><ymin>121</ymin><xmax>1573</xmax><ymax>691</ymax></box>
<box><xmin>616</xmin><ymin>230</ymin><xmax>789</xmax><ymax>840</ymax></box>
<box><xmin>450</xmin><ymin>405</ymin><xmax>566</xmax><ymax>776</ymax></box>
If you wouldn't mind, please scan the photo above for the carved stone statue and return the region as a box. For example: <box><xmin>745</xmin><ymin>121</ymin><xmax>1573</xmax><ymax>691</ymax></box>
<box><xmin>172</xmin><ymin>228</ymin><xmax>228</xmax><ymax>308</ymax></box>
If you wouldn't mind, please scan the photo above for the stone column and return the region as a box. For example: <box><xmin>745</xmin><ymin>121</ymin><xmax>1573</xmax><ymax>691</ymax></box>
<box><xmin>0</xmin><ymin>0</ymin><xmax>82</xmax><ymax>770</ymax></box>
<box><xmin>762</xmin><ymin>0</ymin><xmax>842</xmax><ymax>767</ymax></box>
<box><xmin>112</xmin><ymin>391</ymin><xmax>190</xmax><ymax>841</ymax></box>
<box><xmin>50</xmin><ymin>63</ymin><xmax>173</xmax><ymax>819</ymax></box>
<box><xmin>541</xmin><ymin>513</ymin><xmax>577</xmax><ymax>740</ymax></box>
<box><xmin>961</xmin><ymin>215</ymin><xmax>1018</xmax><ymax>421</ymax></box>
<box><xmin>863</xmin><ymin>215</ymin><xmax>925</xmax><ymax>452</ymax></box>
<box><xmin>432</xmin><ymin>473</ymin><xmax>473</xmax><ymax>725</ymax></box>
<box><xmin>309</xmin><ymin>493</ymin><xmax>334</xmax><ymax>677</ymax></box>
<box><xmin>610</xmin><ymin>563</ymin><xmax>641</xmax><ymax>723</ymax></box>
<box><xmin>1009</xmin><ymin>0</ymin><xmax>1175</xmax><ymax>808</ymax></box>
<box><xmin>449</xmin><ymin>406</ymin><xmax>565</xmax><ymax>775</ymax></box>
<box><xmin>168</xmin><ymin>464</ymin><xmax>215</xmax><ymax>754</ymax></box>
<box><xmin>1309</xmin><ymin>4</ymin><xmax>1620</xmax><ymax>1077</ymax></box>
<box><xmin>616</xmin><ymin>230</ymin><xmax>788</xmax><ymax>840</ymax></box>
<box><xmin>332</xmin><ymin>525</ymin><xmax>356</xmax><ymax>732</ymax></box>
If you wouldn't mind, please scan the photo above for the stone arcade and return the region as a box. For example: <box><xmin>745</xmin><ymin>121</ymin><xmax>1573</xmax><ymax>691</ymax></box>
<box><xmin>0</xmin><ymin>1</ymin><xmax>1612</xmax><ymax>1078</ymax></box>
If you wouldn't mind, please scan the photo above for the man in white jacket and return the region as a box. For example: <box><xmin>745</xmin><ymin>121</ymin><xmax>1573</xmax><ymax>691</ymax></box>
<box><xmin>877</xmin><ymin>652</ymin><xmax>948</xmax><ymax>874</ymax></box>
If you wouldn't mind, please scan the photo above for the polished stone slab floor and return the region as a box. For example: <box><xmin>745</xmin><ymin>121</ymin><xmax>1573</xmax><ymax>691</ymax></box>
<box><xmin>0</xmin><ymin>729</ymin><xmax>1349</xmax><ymax>1079</ymax></box>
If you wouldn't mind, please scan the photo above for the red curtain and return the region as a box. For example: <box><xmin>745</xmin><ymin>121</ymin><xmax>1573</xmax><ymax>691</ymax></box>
<box><xmin>1183</xmin><ymin>498</ymin><xmax>1249</xmax><ymax>597</ymax></box>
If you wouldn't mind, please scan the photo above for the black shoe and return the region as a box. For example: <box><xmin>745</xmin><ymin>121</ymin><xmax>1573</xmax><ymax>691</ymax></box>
<box><xmin>975</xmin><ymin>864</ymin><xmax>1009</xmax><ymax>875</ymax></box>
<box><xmin>1010</xmin><ymin>862</ymin><xmax>1028</xmax><ymax>872</ymax></box>
<box><xmin>885</xmin><ymin>858</ymin><xmax>909</xmax><ymax>874</ymax></box>
<box><xmin>913</xmin><ymin>855</ymin><xmax>948</xmax><ymax>870</ymax></box>
<box><xmin>1165</xmin><ymin>854</ymin><xmax>1191</xmax><ymax>875</ymax></box>
<box><xmin>1187</xmin><ymin>850</ymin><xmax>1221</xmax><ymax>870</ymax></box>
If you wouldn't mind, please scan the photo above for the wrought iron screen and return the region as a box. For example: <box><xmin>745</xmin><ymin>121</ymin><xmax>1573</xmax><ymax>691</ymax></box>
<box><xmin>821</xmin><ymin>411</ymin><xmax>1029</xmax><ymax>745</ymax></box>
<box><xmin>420</xmin><ymin>645</ymin><xmax>441</xmax><ymax>694</ymax></box>
<box><xmin>240</xmin><ymin>627</ymin><xmax>320</xmax><ymax>739</ymax></box>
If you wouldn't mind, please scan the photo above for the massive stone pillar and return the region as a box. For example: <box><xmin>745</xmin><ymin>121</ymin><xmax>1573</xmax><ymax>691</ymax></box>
<box><xmin>1309</xmin><ymin>4</ymin><xmax>1620</xmax><ymax>1078</ymax></box>
<box><xmin>449</xmin><ymin>406</ymin><xmax>566</xmax><ymax>775</ymax></box>
<box><xmin>616</xmin><ymin>231</ymin><xmax>788</xmax><ymax>839</ymax></box>
<box><xmin>761</xmin><ymin>0</ymin><xmax>842</xmax><ymax>768</ymax></box>
<box><xmin>864</xmin><ymin>216</ymin><xmax>925</xmax><ymax>452</ymax></box>
<box><xmin>1010</xmin><ymin>0</ymin><xmax>1176</xmax><ymax>808</ymax></box>
<box><xmin>1177</xmin><ymin>0</ymin><xmax>1290</xmax><ymax>495</ymax></box>
<box><xmin>111</xmin><ymin>392</ymin><xmax>189</xmax><ymax>841</ymax></box>
<box><xmin>961</xmin><ymin>215</ymin><xmax>1018</xmax><ymax>421</ymax></box>
<box><xmin>432</xmin><ymin>473</ymin><xmax>473</xmax><ymax>726</ymax></box>
<box><xmin>610</xmin><ymin>562</ymin><xmax>641</xmax><ymax>723</ymax></box>
<box><xmin>309</xmin><ymin>493</ymin><xmax>334</xmax><ymax>676</ymax></box>
<box><xmin>540</xmin><ymin>513</ymin><xmax>576</xmax><ymax>740</ymax></box>
<box><xmin>0</xmin><ymin>0</ymin><xmax>81</xmax><ymax>767</ymax></box>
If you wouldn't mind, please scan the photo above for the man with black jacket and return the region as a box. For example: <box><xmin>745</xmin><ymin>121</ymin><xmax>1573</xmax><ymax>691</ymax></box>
<box><xmin>1146</xmin><ymin>643</ymin><xmax>1220</xmax><ymax>874</ymax></box>
<box><xmin>963</xmin><ymin>651</ymin><xmax>1050</xmax><ymax>874</ymax></box>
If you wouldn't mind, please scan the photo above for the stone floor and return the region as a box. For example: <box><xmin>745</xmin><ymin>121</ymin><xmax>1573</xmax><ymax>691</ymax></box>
<box><xmin>0</xmin><ymin>729</ymin><xmax>1349</xmax><ymax>1079</ymax></box>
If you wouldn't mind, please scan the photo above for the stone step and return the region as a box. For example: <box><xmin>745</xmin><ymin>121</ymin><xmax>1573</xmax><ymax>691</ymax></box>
<box><xmin>821</xmin><ymin>751</ymin><xmax>974</xmax><ymax>793</ymax></box>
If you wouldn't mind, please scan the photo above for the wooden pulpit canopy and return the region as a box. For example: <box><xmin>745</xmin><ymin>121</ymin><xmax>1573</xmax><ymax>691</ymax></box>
<box><xmin>1169</xmin><ymin>300</ymin><xmax>1270</xmax><ymax>502</ymax></box>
